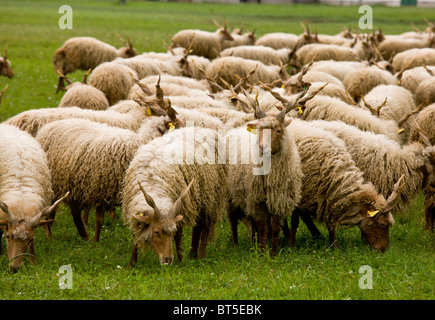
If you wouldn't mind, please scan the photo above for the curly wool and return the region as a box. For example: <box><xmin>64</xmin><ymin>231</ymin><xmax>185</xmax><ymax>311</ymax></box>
<box><xmin>226</xmin><ymin>124</ymin><xmax>303</xmax><ymax>222</ymax></box>
<box><xmin>287</xmin><ymin>95</ymin><xmax>401</xmax><ymax>143</ymax></box>
<box><xmin>35</xmin><ymin>117</ymin><xmax>170</xmax><ymax>211</ymax></box>
<box><xmin>288</xmin><ymin>119</ymin><xmax>384</xmax><ymax>227</ymax></box>
<box><xmin>122</xmin><ymin>127</ymin><xmax>227</xmax><ymax>250</ymax></box>
<box><xmin>307</xmin><ymin>120</ymin><xmax>426</xmax><ymax>213</ymax></box>
<box><xmin>0</xmin><ymin>124</ymin><xmax>53</xmax><ymax>221</ymax></box>
<box><xmin>58</xmin><ymin>83</ymin><xmax>109</xmax><ymax>110</ymax></box>
<box><xmin>408</xmin><ymin>103</ymin><xmax>435</xmax><ymax>145</ymax></box>
<box><xmin>415</xmin><ymin>78</ymin><xmax>435</xmax><ymax>107</ymax></box>
<box><xmin>88</xmin><ymin>62</ymin><xmax>138</xmax><ymax>105</ymax></box>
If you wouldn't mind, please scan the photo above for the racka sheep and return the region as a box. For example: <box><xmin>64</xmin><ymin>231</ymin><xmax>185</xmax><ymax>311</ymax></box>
<box><xmin>286</xmin><ymin>119</ymin><xmax>403</xmax><ymax>252</ymax></box>
<box><xmin>122</xmin><ymin>127</ymin><xmax>227</xmax><ymax>265</ymax></box>
<box><xmin>0</xmin><ymin>124</ymin><xmax>69</xmax><ymax>272</ymax></box>
<box><xmin>226</xmin><ymin>88</ymin><xmax>303</xmax><ymax>256</ymax></box>
<box><xmin>52</xmin><ymin>36</ymin><xmax>136</xmax><ymax>92</ymax></box>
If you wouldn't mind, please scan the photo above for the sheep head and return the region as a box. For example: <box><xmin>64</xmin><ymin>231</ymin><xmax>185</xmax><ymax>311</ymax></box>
<box><xmin>344</xmin><ymin>176</ymin><xmax>404</xmax><ymax>252</ymax></box>
<box><xmin>243</xmin><ymin>88</ymin><xmax>292</xmax><ymax>156</ymax></box>
<box><xmin>117</xmin><ymin>35</ymin><xmax>137</xmax><ymax>58</ymax></box>
<box><xmin>213</xmin><ymin>19</ymin><xmax>234</xmax><ymax>42</ymax></box>
<box><xmin>0</xmin><ymin>45</ymin><xmax>13</xmax><ymax>79</ymax></box>
<box><xmin>131</xmin><ymin>180</ymin><xmax>194</xmax><ymax>265</ymax></box>
<box><xmin>0</xmin><ymin>192</ymin><xmax>69</xmax><ymax>272</ymax></box>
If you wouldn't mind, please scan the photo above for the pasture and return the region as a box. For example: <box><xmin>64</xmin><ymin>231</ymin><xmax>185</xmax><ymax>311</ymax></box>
<box><xmin>0</xmin><ymin>0</ymin><xmax>434</xmax><ymax>302</ymax></box>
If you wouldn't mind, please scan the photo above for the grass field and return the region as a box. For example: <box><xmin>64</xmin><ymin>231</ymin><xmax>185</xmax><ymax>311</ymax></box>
<box><xmin>0</xmin><ymin>0</ymin><xmax>434</xmax><ymax>301</ymax></box>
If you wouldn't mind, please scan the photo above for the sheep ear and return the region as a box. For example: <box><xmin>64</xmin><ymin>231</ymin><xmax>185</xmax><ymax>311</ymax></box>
<box><xmin>131</xmin><ymin>213</ymin><xmax>153</xmax><ymax>225</ymax></box>
<box><xmin>174</xmin><ymin>215</ymin><xmax>183</xmax><ymax>223</ymax></box>
<box><xmin>0</xmin><ymin>219</ymin><xmax>8</xmax><ymax>226</ymax></box>
<box><xmin>283</xmin><ymin>117</ymin><xmax>292</xmax><ymax>127</ymax></box>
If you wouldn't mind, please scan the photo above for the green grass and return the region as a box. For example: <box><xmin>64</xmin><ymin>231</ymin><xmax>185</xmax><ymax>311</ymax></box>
<box><xmin>0</xmin><ymin>0</ymin><xmax>434</xmax><ymax>300</ymax></box>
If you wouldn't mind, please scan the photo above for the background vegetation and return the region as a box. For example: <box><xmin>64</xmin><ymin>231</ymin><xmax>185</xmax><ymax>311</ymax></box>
<box><xmin>0</xmin><ymin>0</ymin><xmax>434</xmax><ymax>300</ymax></box>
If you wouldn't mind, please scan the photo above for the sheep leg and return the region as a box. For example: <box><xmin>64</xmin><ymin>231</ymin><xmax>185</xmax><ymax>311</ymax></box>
<box><xmin>129</xmin><ymin>243</ymin><xmax>138</xmax><ymax>268</ymax></box>
<box><xmin>92</xmin><ymin>206</ymin><xmax>105</xmax><ymax>242</ymax></box>
<box><xmin>198</xmin><ymin>225</ymin><xmax>210</xmax><ymax>259</ymax></box>
<box><xmin>424</xmin><ymin>204</ymin><xmax>434</xmax><ymax>233</ymax></box>
<box><xmin>256</xmin><ymin>218</ymin><xmax>268</xmax><ymax>254</ymax></box>
<box><xmin>0</xmin><ymin>230</ymin><xmax>3</xmax><ymax>255</ymax></box>
<box><xmin>299</xmin><ymin>210</ymin><xmax>322</xmax><ymax>238</ymax></box>
<box><xmin>71</xmin><ymin>205</ymin><xmax>89</xmax><ymax>241</ymax></box>
<box><xmin>82</xmin><ymin>210</ymin><xmax>89</xmax><ymax>226</ymax></box>
<box><xmin>174</xmin><ymin>227</ymin><xmax>183</xmax><ymax>262</ymax></box>
<box><xmin>189</xmin><ymin>224</ymin><xmax>202</xmax><ymax>259</ymax></box>
<box><xmin>108</xmin><ymin>208</ymin><xmax>117</xmax><ymax>221</ymax></box>
<box><xmin>281</xmin><ymin>218</ymin><xmax>290</xmax><ymax>239</ymax></box>
<box><xmin>289</xmin><ymin>210</ymin><xmax>300</xmax><ymax>247</ymax></box>
<box><xmin>327</xmin><ymin>226</ymin><xmax>337</xmax><ymax>249</ymax></box>
<box><xmin>270</xmin><ymin>216</ymin><xmax>281</xmax><ymax>257</ymax></box>
<box><xmin>228</xmin><ymin>206</ymin><xmax>242</xmax><ymax>246</ymax></box>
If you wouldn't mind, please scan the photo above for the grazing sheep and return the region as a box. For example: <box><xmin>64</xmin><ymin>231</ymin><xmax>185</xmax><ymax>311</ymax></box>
<box><xmin>52</xmin><ymin>36</ymin><xmax>136</xmax><ymax>92</ymax></box>
<box><xmin>122</xmin><ymin>127</ymin><xmax>227</xmax><ymax>265</ymax></box>
<box><xmin>57</xmin><ymin>70</ymin><xmax>110</xmax><ymax>110</ymax></box>
<box><xmin>35</xmin><ymin>114</ymin><xmax>178</xmax><ymax>242</ymax></box>
<box><xmin>0</xmin><ymin>45</ymin><xmax>13</xmax><ymax>78</ymax></box>
<box><xmin>226</xmin><ymin>89</ymin><xmax>303</xmax><ymax>256</ymax></box>
<box><xmin>287</xmin><ymin>119</ymin><xmax>402</xmax><ymax>252</ymax></box>
<box><xmin>171</xmin><ymin>22</ymin><xmax>234</xmax><ymax>60</ymax></box>
<box><xmin>88</xmin><ymin>62</ymin><xmax>138</xmax><ymax>105</ymax></box>
<box><xmin>0</xmin><ymin>124</ymin><xmax>68</xmax><ymax>272</ymax></box>
<box><xmin>342</xmin><ymin>66</ymin><xmax>397</xmax><ymax>101</ymax></box>
<box><xmin>415</xmin><ymin>77</ymin><xmax>435</xmax><ymax>107</ymax></box>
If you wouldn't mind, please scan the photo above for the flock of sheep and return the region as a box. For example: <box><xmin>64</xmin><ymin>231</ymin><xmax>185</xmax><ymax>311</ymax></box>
<box><xmin>0</xmin><ymin>19</ymin><xmax>435</xmax><ymax>272</ymax></box>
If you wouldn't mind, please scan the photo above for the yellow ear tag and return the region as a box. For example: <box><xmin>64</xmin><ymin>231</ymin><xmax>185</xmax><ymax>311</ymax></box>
<box><xmin>297</xmin><ymin>106</ymin><xmax>303</xmax><ymax>115</ymax></box>
<box><xmin>247</xmin><ymin>127</ymin><xmax>257</xmax><ymax>135</ymax></box>
<box><xmin>281</xmin><ymin>85</ymin><xmax>285</xmax><ymax>89</ymax></box>
<box><xmin>367</xmin><ymin>210</ymin><xmax>379</xmax><ymax>217</ymax></box>
<box><xmin>397</xmin><ymin>128</ymin><xmax>405</xmax><ymax>134</ymax></box>
<box><xmin>140</xmin><ymin>213</ymin><xmax>144</xmax><ymax>216</ymax></box>
<box><xmin>147</xmin><ymin>108</ymin><xmax>152</xmax><ymax>116</ymax></box>
<box><xmin>169</xmin><ymin>123</ymin><xmax>175</xmax><ymax>133</ymax></box>
<box><xmin>397</xmin><ymin>80</ymin><xmax>401</xmax><ymax>86</ymax></box>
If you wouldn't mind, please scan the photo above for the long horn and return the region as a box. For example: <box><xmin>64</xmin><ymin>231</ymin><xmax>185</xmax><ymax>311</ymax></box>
<box><xmin>241</xmin><ymin>87</ymin><xmax>266</xmax><ymax>119</ymax></box>
<box><xmin>56</xmin><ymin>70</ymin><xmax>72</xmax><ymax>86</ymax></box>
<box><xmin>383</xmin><ymin>174</ymin><xmax>405</xmax><ymax>213</ymax></box>
<box><xmin>0</xmin><ymin>84</ymin><xmax>8</xmax><ymax>104</ymax></box>
<box><xmin>0</xmin><ymin>202</ymin><xmax>18</xmax><ymax>225</ymax></box>
<box><xmin>129</xmin><ymin>72</ymin><xmax>153</xmax><ymax>96</ymax></box>
<box><xmin>412</xmin><ymin>119</ymin><xmax>431</xmax><ymax>147</ymax></box>
<box><xmin>397</xmin><ymin>103</ymin><xmax>425</xmax><ymax>128</ymax></box>
<box><xmin>169</xmin><ymin>179</ymin><xmax>194</xmax><ymax>218</ymax></box>
<box><xmin>31</xmin><ymin>191</ymin><xmax>70</xmax><ymax>228</ymax></box>
<box><xmin>82</xmin><ymin>68</ymin><xmax>92</xmax><ymax>84</ymax></box>
<box><xmin>138</xmin><ymin>181</ymin><xmax>163</xmax><ymax>220</ymax></box>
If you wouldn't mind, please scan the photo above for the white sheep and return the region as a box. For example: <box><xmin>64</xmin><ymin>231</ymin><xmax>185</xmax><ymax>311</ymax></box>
<box><xmin>0</xmin><ymin>124</ymin><xmax>68</xmax><ymax>272</ymax></box>
<box><xmin>52</xmin><ymin>36</ymin><xmax>136</xmax><ymax>92</ymax></box>
<box><xmin>122</xmin><ymin>127</ymin><xmax>227</xmax><ymax>265</ymax></box>
<box><xmin>286</xmin><ymin>119</ymin><xmax>402</xmax><ymax>252</ymax></box>
<box><xmin>225</xmin><ymin>89</ymin><xmax>303</xmax><ymax>256</ymax></box>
